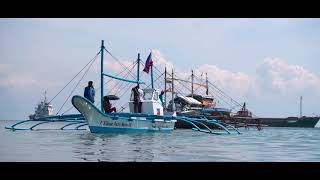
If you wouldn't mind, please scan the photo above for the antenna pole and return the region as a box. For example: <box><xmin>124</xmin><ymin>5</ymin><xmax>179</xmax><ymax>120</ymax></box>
<box><xmin>100</xmin><ymin>40</ymin><xmax>105</xmax><ymax>112</ymax></box>
<box><xmin>44</xmin><ymin>90</ymin><xmax>47</xmax><ymax>102</ymax></box>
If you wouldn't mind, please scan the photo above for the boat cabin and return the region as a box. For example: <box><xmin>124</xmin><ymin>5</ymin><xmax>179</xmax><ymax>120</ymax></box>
<box><xmin>129</xmin><ymin>88</ymin><xmax>164</xmax><ymax>116</ymax></box>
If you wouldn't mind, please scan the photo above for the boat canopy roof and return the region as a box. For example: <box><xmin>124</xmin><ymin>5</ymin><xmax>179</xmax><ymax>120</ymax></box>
<box><xmin>176</xmin><ymin>94</ymin><xmax>202</xmax><ymax>105</ymax></box>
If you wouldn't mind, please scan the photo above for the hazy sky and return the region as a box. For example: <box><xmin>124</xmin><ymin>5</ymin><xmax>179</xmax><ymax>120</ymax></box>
<box><xmin>1</xmin><ymin>18</ymin><xmax>320</xmax><ymax>119</ymax></box>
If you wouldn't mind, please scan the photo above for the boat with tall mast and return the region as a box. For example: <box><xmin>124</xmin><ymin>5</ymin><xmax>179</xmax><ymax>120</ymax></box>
<box><xmin>71</xmin><ymin>41</ymin><xmax>240</xmax><ymax>134</ymax></box>
<box><xmin>71</xmin><ymin>41</ymin><xmax>177</xmax><ymax>133</ymax></box>
<box><xmin>6</xmin><ymin>40</ymin><xmax>240</xmax><ymax>135</ymax></box>
<box><xmin>29</xmin><ymin>91</ymin><xmax>54</xmax><ymax>120</ymax></box>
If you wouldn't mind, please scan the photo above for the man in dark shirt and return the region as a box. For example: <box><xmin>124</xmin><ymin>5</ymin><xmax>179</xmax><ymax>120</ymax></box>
<box><xmin>84</xmin><ymin>81</ymin><xmax>95</xmax><ymax>103</ymax></box>
<box><xmin>131</xmin><ymin>85</ymin><xmax>139</xmax><ymax>113</ymax></box>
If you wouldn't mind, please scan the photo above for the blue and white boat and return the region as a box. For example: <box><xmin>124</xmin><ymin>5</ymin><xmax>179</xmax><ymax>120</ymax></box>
<box><xmin>72</xmin><ymin>89</ymin><xmax>176</xmax><ymax>133</ymax></box>
<box><xmin>71</xmin><ymin>40</ymin><xmax>177</xmax><ymax>133</ymax></box>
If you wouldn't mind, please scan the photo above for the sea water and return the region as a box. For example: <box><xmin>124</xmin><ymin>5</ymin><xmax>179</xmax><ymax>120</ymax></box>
<box><xmin>1</xmin><ymin>120</ymin><xmax>320</xmax><ymax>162</ymax></box>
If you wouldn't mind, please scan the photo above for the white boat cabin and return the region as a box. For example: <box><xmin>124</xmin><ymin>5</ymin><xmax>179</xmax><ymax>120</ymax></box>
<box><xmin>129</xmin><ymin>88</ymin><xmax>164</xmax><ymax>116</ymax></box>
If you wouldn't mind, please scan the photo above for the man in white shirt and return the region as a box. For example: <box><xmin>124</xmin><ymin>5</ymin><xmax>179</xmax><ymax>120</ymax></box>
<box><xmin>137</xmin><ymin>85</ymin><xmax>144</xmax><ymax>113</ymax></box>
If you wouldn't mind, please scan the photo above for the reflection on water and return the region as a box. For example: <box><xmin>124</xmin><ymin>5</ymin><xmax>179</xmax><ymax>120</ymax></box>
<box><xmin>73</xmin><ymin>133</ymin><xmax>157</xmax><ymax>162</ymax></box>
<box><xmin>1</xmin><ymin>120</ymin><xmax>320</xmax><ymax>162</ymax></box>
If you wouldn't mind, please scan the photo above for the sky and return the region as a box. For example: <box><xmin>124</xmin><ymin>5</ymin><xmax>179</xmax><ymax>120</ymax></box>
<box><xmin>0</xmin><ymin>18</ymin><xmax>320</xmax><ymax>119</ymax></box>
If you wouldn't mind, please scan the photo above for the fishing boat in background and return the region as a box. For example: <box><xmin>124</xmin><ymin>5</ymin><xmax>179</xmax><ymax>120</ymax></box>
<box><xmin>28</xmin><ymin>91</ymin><xmax>54</xmax><ymax>120</ymax></box>
<box><xmin>230</xmin><ymin>99</ymin><xmax>320</xmax><ymax>128</ymax></box>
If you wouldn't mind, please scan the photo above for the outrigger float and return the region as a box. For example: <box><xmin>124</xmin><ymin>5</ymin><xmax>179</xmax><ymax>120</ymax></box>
<box><xmin>6</xmin><ymin>40</ymin><xmax>240</xmax><ymax>135</ymax></box>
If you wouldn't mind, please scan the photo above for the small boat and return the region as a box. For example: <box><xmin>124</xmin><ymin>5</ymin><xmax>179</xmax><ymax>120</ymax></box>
<box><xmin>29</xmin><ymin>91</ymin><xmax>54</xmax><ymax>120</ymax></box>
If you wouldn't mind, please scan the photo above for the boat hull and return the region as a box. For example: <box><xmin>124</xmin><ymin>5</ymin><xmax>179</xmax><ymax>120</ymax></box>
<box><xmin>258</xmin><ymin>117</ymin><xmax>320</xmax><ymax>128</ymax></box>
<box><xmin>72</xmin><ymin>95</ymin><xmax>176</xmax><ymax>133</ymax></box>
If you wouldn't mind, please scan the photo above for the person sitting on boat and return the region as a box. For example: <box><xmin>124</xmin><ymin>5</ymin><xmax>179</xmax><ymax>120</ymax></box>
<box><xmin>84</xmin><ymin>81</ymin><xmax>95</xmax><ymax>103</ymax></box>
<box><xmin>103</xmin><ymin>97</ymin><xmax>117</xmax><ymax>113</ymax></box>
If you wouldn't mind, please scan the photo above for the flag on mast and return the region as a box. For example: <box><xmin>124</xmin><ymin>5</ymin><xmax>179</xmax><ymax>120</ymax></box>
<box><xmin>143</xmin><ymin>52</ymin><xmax>153</xmax><ymax>74</ymax></box>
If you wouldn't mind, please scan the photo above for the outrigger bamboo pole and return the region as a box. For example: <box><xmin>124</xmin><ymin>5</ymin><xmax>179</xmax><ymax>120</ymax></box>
<box><xmin>100</xmin><ymin>40</ymin><xmax>105</xmax><ymax>112</ymax></box>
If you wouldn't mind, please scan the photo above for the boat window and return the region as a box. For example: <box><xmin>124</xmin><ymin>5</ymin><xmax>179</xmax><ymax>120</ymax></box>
<box><xmin>154</xmin><ymin>92</ymin><xmax>158</xmax><ymax>100</ymax></box>
<box><xmin>130</xmin><ymin>91</ymin><xmax>134</xmax><ymax>101</ymax></box>
<box><xmin>204</xmin><ymin>98</ymin><xmax>213</xmax><ymax>103</ymax></box>
<box><xmin>143</xmin><ymin>92</ymin><xmax>153</xmax><ymax>100</ymax></box>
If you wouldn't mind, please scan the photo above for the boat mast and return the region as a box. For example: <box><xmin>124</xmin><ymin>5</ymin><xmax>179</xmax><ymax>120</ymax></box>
<box><xmin>171</xmin><ymin>69</ymin><xmax>175</xmax><ymax>111</ymax></box>
<box><xmin>206</xmin><ymin>73</ymin><xmax>208</xmax><ymax>95</ymax></box>
<box><xmin>164</xmin><ymin>66</ymin><xmax>167</xmax><ymax>110</ymax></box>
<box><xmin>100</xmin><ymin>40</ymin><xmax>105</xmax><ymax>112</ymax></box>
<box><xmin>151</xmin><ymin>50</ymin><xmax>154</xmax><ymax>89</ymax></box>
<box><xmin>44</xmin><ymin>90</ymin><xmax>47</xmax><ymax>102</ymax></box>
<box><xmin>137</xmin><ymin>53</ymin><xmax>140</xmax><ymax>86</ymax></box>
<box><xmin>191</xmin><ymin>70</ymin><xmax>194</xmax><ymax>98</ymax></box>
<box><xmin>300</xmin><ymin>96</ymin><xmax>302</xmax><ymax>118</ymax></box>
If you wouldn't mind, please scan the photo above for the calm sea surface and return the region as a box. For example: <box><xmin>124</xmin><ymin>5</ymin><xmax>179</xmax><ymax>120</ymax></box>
<box><xmin>1</xmin><ymin>120</ymin><xmax>320</xmax><ymax>162</ymax></box>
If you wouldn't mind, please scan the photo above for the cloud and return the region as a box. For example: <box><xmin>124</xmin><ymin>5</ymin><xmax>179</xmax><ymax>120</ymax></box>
<box><xmin>196</xmin><ymin>64</ymin><xmax>254</xmax><ymax>97</ymax></box>
<box><xmin>148</xmin><ymin>49</ymin><xmax>255</xmax><ymax>101</ymax></box>
<box><xmin>256</xmin><ymin>58</ymin><xmax>320</xmax><ymax>95</ymax></box>
<box><xmin>0</xmin><ymin>63</ymin><xmax>61</xmax><ymax>92</ymax></box>
<box><xmin>0</xmin><ymin>63</ymin><xmax>37</xmax><ymax>88</ymax></box>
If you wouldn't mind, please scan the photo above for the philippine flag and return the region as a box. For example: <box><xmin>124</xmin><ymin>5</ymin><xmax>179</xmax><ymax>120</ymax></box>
<box><xmin>143</xmin><ymin>52</ymin><xmax>153</xmax><ymax>74</ymax></box>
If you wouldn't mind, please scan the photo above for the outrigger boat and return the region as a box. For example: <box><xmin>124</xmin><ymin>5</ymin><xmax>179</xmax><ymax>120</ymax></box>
<box><xmin>70</xmin><ymin>40</ymin><xmax>177</xmax><ymax>133</ymax></box>
<box><xmin>6</xmin><ymin>40</ymin><xmax>240</xmax><ymax>135</ymax></box>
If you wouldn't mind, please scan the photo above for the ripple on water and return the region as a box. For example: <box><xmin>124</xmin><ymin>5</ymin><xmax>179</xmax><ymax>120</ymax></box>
<box><xmin>1</xmin><ymin>121</ymin><xmax>320</xmax><ymax>162</ymax></box>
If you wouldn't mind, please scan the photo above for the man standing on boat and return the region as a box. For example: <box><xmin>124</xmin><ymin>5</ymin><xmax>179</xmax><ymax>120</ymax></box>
<box><xmin>159</xmin><ymin>90</ymin><xmax>165</xmax><ymax>107</ymax></box>
<box><xmin>138</xmin><ymin>86</ymin><xmax>144</xmax><ymax>113</ymax></box>
<box><xmin>131</xmin><ymin>85</ymin><xmax>144</xmax><ymax>113</ymax></box>
<box><xmin>84</xmin><ymin>81</ymin><xmax>95</xmax><ymax>103</ymax></box>
<box><xmin>131</xmin><ymin>86</ymin><xmax>139</xmax><ymax>113</ymax></box>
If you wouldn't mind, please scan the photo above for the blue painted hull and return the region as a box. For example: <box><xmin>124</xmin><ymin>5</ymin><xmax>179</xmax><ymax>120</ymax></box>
<box><xmin>89</xmin><ymin>126</ymin><xmax>174</xmax><ymax>133</ymax></box>
<box><xmin>72</xmin><ymin>95</ymin><xmax>176</xmax><ymax>134</ymax></box>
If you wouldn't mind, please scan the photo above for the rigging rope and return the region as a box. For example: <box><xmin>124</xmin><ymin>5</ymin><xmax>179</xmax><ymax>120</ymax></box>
<box><xmin>48</xmin><ymin>50</ymin><xmax>101</xmax><ymax>105</ymax></box>
<box><xmin>109</xmin><ymin>61</ymin><xmax>137</xmax><ymax>95</ymax></box>
<box><xmin>95</xmin><ymin>60</ymin><xmax>137</xmax><ymax>93</ymax></box>
<box><xmin>57</xmin><ymin>51</ymin><xmax>98</xmax><ymax>115</ymax></box>
<box><xmin>95</xmin><ymin>61</ymin><xmax>137</xmax><ymax>107</ymax></box>
<box><xmin>207</xmin><ymin>80</ymin><xmax>242</xmax><ymax>107</ymax></box>
<box><xmin>104</xmin><ymin>47</ymin><xmax>137</xmax><ymax>80</ymax></box>
<box><xmin>38</xmin><ymin>50</ymin><xmax>101</xmax><ymax>116</ymax></box>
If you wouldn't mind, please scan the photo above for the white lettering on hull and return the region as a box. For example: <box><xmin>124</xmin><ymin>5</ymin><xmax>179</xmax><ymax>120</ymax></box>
<box><xmin>100</xmin><ymin>120</ymin><xmax>132</xmax><ymax>128</ymax></box>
